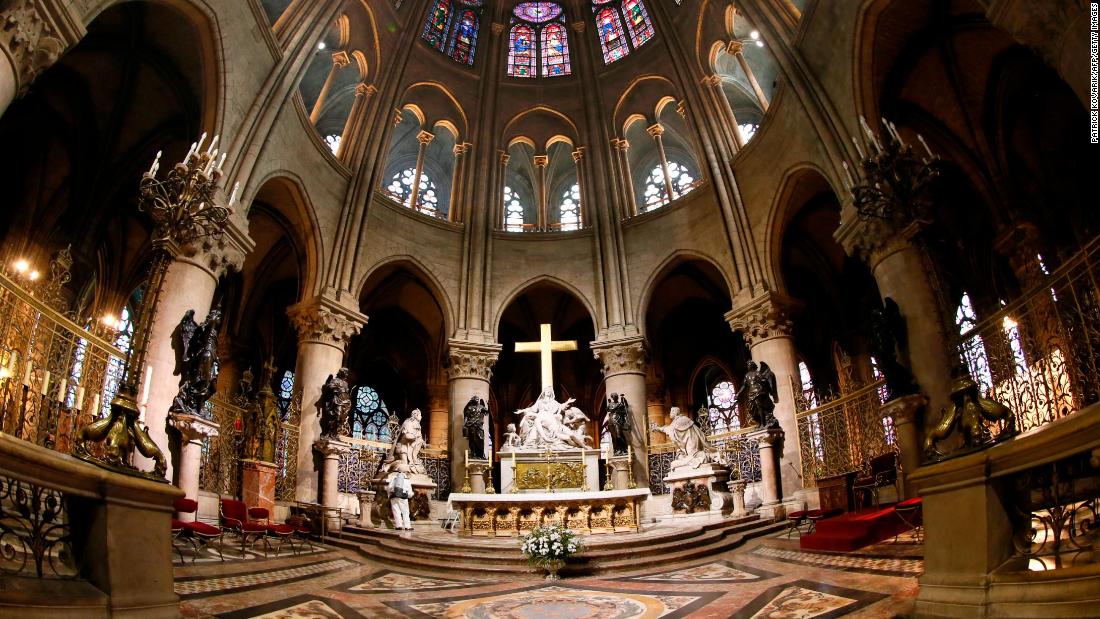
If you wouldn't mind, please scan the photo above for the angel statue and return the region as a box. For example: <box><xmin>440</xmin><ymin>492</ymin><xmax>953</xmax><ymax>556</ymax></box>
<box><xmin>604</xmin><ymin>393</ymin><xmax>631</xmax><ymax>456</ymax></box>
<box><xmin>736</xmin><ymin>361</ymin><xmax>779</xmax><ymax>429</ymax></box>
<box><xmin>869</xmin><ymin>296</ymin><xmax>920</xmax><ymax>401</ymax></box>
<box><xmin>170</xmin><ymin>307</ymin><xmax>223</xmax><ymax>417</ymax></box>
<box><xmin>462</xmin><ymin>395</ymin><xmax>491</xmax><ymax>460</ymax></box>
<box><xmin>317</xmin><ymin>368</ymin><xmax>352</xmax><ymax>438</ymax></box>
<box><xmin>650</xmin><ymin>407</ymin><xmax>712</xmax><ymax>470</ymax></box>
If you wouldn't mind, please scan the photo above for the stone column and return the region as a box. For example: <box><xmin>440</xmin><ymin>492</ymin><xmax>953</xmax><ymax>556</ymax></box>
<box><xmin>727</xmin><ymin>40</ymin><xmax>770</xmax><ymax>111</ymax></box>
<box><xmin>313</xmin><ymin>437</ymin><xmax>349</xmax><ymax>531</ymax></box>
<box><xmin>571</xmin><ymin>147</ymin><xmax>587</xmax><ymax>227</ymax></box>
<box><xmin>138</xmin><ymin>225</ymin><xmax>251</xmax><ymax>479</ymax></box>
<box><xmin>335</xmin><ymin>82</ymin><xmax>376</xmax><ymax>161</ymax></box>
<box><xmin>726</xmin><ymin>293</ymin><xmax>803</xmax><ymax>499</ymax></box>
<box><xmin>449</xmin><ymin>142</ymin><xmax>471</xmax><ymax>223</ymax></box>
<box><xmin>751</xmin><ymin>427</ymin><xmax>785</xmax><ymax>518</ymax></box>
<box><xmin>447</xmin><ymin>341</ymin><xmax>500</xmax><ymax>490</ymax></box>
<box><xmin>168</xmin><ymin>413</ymin><xmax>219</xmax><ymax>522</ymax></box>
<box><xmin>408</xmin><ymin>130</ymin><xmax>435</xmax><ymax>210</ymax></box>
<box><xmin>728</xmin><ymin>479</ymin><xmax>748</xmax><ymax>518</ymax></box>
<box><xmin>496</xmin><ymin>151</ymin><xmax>510</xmax><ymax>228</ymax></box>
<box><xmin>592</xmin><ymin>338</ymin><xmax>649</xmax><ymax>487</ymax></box>
<box><xmin>700</xmin><ymin>74</ymin><xmax>745</xmax><ymax>150</ymax></box>
<box><xmin>646</xmin><ymin>123</ymin><xmax>676</xmax><ymax>203</ymax></box>
<box><xmin>287</xmin><ymin>296</ymin><xmax>366</xmax><ymax>502</ymax></box>
<box><xmin>610</xmin><ymin>139</ymin><xmax>638</xmax><ymax>217</ymax></box>
<box><xmin>427</xmin><ymin>382</ymin><xmax>450</xmax><ymax>451</ymax></box>
<box><xmin>309</xmin><ymin>50</ymin><xmax>350</xmax><ymax>124</ymax></box>
<box><xmin>837</xmin><ymin>219</ymin><xmax>953</xmax><ymax>422</ymax></box>
<box><xmin>881</xmin><ymin>393</ymin><xmax>926</xmax><ymax>498</ymax></box>
<box><xmin>0</xmin><ymin>0</ymin><xmax>83</xmax><ymax>116</ymax></box>
<box><xmin>357</xmin><ymin>491</ymin><xmax>375</xmax><ymax>527</ymax></box>
<box><xmin>533</xmin><ymin>154</ymin><xmax>549</xmax><ymax>230</ymax></box>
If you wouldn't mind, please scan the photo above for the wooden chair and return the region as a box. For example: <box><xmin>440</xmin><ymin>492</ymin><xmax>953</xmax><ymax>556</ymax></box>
<box><xmin>853</xmin><ymin>452</ymin><xmax>899</xmax><ymax>509</ymax></box>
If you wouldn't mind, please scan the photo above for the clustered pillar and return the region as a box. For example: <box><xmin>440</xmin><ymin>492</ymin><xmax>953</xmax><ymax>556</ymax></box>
<box><xmin>447</xmin><ymin>342</ymin><xmax>500</xmax><ymax>491</ymax></box>
<box><xmin>592</xmin><ymin>338</ymin><xmax>649</xmax><ymax>487</ymax></box>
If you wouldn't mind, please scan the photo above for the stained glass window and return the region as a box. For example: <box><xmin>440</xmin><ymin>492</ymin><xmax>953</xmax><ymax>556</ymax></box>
<box><xmin>707</xmin><ymin>381</ymin><xmax>740</xmax><ymax>433</ymax></box>
<box><xmin>350</xmin><ymin>386</ymin><xmax>391</xmax><ymax>442</ymax></box>
<box><xmin>504</xmin><ymin>186</ymin><xmax>526</xmax><ymax>231</ymax></box>
<box><xmin>798</xmin><ymin>361</ymin><xmax>818</xmax><ymax>408</ymax></box>
<box><xmin>739</xmin><ymin>123</ymin><xmax>758</xmax><ymax>143</ymax></box>
<box><xmin>422</xmin><ymin>0</ymin><xmax>451</xmax><ymax>51</ymax></box>
<box><xmin>595</xmin><ymin>7</ymin><xmax>629</xmax><ymax>64</ymax></box>
<box><xmin>101</xmin><ymin>306</ymin><xmax>135</xmax><ymax>418</ymax></box>
<box><xmin>621</xmin><ymin>0</ymin><xmax>654</xmax><ymax>49</ymax></box>
<box><xmin>324</xmin><ymin>134</ymin><xmax>341</xmax><ymax>154</ymax></box>
<box><xmin>448</xmin><ymin>9</ymin><xmax>479</xmax><ymax>65</ymax></box>
<box><xmin>514</xmin><ymin>2</ymin><xmax>562</xmax><ymax>22</ymax></box>
<box><xmin>508</xmin><ymin>24</ymin><xmax>536</xmax><ymax>77</ymax></box>
<box><xmin>385</xmin><ymin>168</ymin><xmax>442</xmax><ymax>218</ymax></box>
<box><xmin>541</xmin><ymin>23</ymin><xmax>570</xmax><ymax>76</ymax></box>
<box><xmin>641</xmin><ymin>161</ymin><xmax>696</xmax><ymax>211</ymax></box>
<box><xmin>956</xmin><ymin>292</ymin><xmax>993</xmax><ymax>390</ymax></box>
<box><xmin>277</xmin><ymin>370</ymin><xmax>295</xmax><ymax>419</ymax></box>
<box><xmin>559</xmin><ymin>183</ymin><xmax>580</xmax><ymax>230</ymax></box>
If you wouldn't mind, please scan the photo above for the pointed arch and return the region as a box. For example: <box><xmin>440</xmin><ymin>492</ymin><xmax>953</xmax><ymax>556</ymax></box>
<box><xmin>492</xmin><ymin>275</ymin><xmax>599</xmax><ymax>340</ymax></box>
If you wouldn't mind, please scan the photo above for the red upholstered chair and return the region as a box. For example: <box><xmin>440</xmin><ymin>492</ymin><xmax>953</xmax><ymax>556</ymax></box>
<box><xmin>894</xmin><ymin>497</ymin><xmax>924</xmax><ymax>543</ymax></box>
<box><xmin>173</xmin><ymin>498</ymin><xmax>225</xmax><ymax>562</ymax></box>
<box><xmin>248</xmin><ymin>506</ymin><xmax>297</xmax><ymax>556</ymax></box>
<box><xmin>786</xmin><ymin>510</ymin><xmax>809</xmax><ymax>538</ymax></box>
<box><xmin>220</xmin><ymin>499</ymin><xmax>270</xmax><ymax>557</ymax></box>
<box><xmin>286</xmin><ymin>513</ymin><xmax>315</xmax><ymax>554</ymax></box>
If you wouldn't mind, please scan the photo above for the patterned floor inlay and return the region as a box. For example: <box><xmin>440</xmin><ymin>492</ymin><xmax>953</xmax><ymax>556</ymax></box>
<box><xmin>384</xmin><ymin>583</ymin><xmax>724</xmax><ymax>619</ymax></box>
<box><xmin>329</xmin><ymin>568</ymin><xmax>483</xmax><ymax>594</ymax></box>
<box><xmin>731</xmin><ymin>579</ymin><xmax>889</xmax><ymax>619</ymax></box>
<box><xmin>751</xmin><ymin>546</ymin><xmax>924</xmax><ymax>576</ymax></box>
<box><xmin>216</xmin><ymin>594</ymin><xmax>365</xmax><ymax>618</ymax></box>
<box><xmin>614</xmin><ymin>559</ymin><xmax>779</xmax><ymax>584</ymax></box>
<box><xmin>175</xmin><ymin>558</ymin><xmax>358</xmax><ymax>599</ymax></box>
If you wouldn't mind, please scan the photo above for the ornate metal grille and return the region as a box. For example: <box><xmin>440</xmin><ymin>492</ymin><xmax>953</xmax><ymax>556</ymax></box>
<box><xmin>1009</xmin><ymin>449</ymin><xmax>1098</xmax><ymax>570</ymax></box>
<box><xmin>197</xmin><ymin>396</ymin><xmax>247</xmax><ymax>496</ymax></box>
<box><xmin>423</xmin><ymin>450</ymin><xmax>451</xmax><ymax>500</ymax></box>
<box><xmin>954</xmin><ymin>236</ymin><xmax>1100</xmax><ymax>437</ymax></box>
<box><xmin>0</xmin><ymin>273</ymin><xmax>126</xmax><ymax>458</ymax></box>
<box><xmin>274</xmin><ymin>391</ymin><xmax>301</xmax><ymax>502</ymax></box>
<box><xmin>0</xmin><ymin>475</ymin><xmax>77</xmax><ymax>579</ymax></box>
<box><xmin>337</xmin><ymin>443</ymin><xmax>384</xmax><ymax>494</ymax></box>
<box><xmin>795</xmin><ymin>379</ymin><xmax>894</xmax><ymax>487</ymax></box>
<box><xmin>713</xmin><ymin>432</ymin><xmax>762</xmax><ymax>483</ymax></box>
<box><xmin>647</xmin><ymin>444</ymin><xmax>675</xmax><ymax>495</ymax></box>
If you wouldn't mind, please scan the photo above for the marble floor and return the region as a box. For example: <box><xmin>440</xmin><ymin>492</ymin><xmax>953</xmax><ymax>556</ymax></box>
<box><xmin>178</xmin><ymin>530</ymin><xmax>922</xmax><ymax>618</ymax></box>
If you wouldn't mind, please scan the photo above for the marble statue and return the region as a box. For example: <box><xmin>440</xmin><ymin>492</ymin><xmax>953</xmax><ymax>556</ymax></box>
<box><xmin>462</xmin><ymin>395</ymin><xmax>491</xmax><ymax>460</ymax></box>
<box><xmin>605</xmin><ymin>392</ymin><xmax>631</xmax><ymax>456</ymax></box>
<box><xmin>317</xmin><ymin>368</ymin><xmax>352</xmax><ymax>438</ymax></box>
<box><xmin>383</xmin><ymin>409</ymin><xmax>427</xmax><ymax>475</ymax></box>
<box><xmin>650</xmin><ymin>407</ymin><xmax>712</xmax><ymax>470</ymax></box>
<box><xmin>500</xmin><ymin>423</ymin><xmax>521</xmax><ymax>452</ymax></box>
<box><xmin>513</xmin><ymin>386</ymin><xmax>593</xmax><ymax>450</ymax></box>
<box><xmin>169</xmin><ymin>307</ymin><xmax>222</xmax><ymax>417</ymax></box>
<box><xmin>737</xmin><ymin>361</ymin><xmax>779</xmax><ymax>429</ymax></box>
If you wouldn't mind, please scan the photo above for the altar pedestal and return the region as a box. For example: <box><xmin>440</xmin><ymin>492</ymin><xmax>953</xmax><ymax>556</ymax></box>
<box><xmin>241</xmin><ymin>459</ymin><xmax>277</xmax><ymax>516</ymax></box>
<box><xmin>500</xmin><ymin>449</ymin><xmax>600</xmax><ymax>493</ymax></box>
<box><xmin>660</xmin><ymin>463</ymin><xmax>735</xmax><ymax>520</ymax></box>
<box><xmin>608</xmin><ymin>455</ymin><xmax>632</xmax><ymax>490</ymax></box>
<box><xmin>465</xmin><ymin>459</ymin><xmax>490</xmax><ymax>493</ymax></box>
<box><xmin>449</xmin><ymin>488</ymin><xmax>650</xmax><ymax>536</ymax></box>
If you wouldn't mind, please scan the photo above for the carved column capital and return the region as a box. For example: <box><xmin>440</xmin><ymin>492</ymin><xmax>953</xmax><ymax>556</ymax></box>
<box><xmin>447</xmin><ymin>341</ymin><xmax>501</xmax><ymax>381</ymax></box>
<box><xmin>724</xmin><ymin>292</ymin><xmax>800</xmax><ymax>347</ymax></box>
<box><xmin>726</xmin><ymin>39</ymin><xmax>745</xmax><ymax>55</ymax></box>
<box><xmin>592</xmin><ymin>338</ymin><xmax>648</xmax><ymax>376</ymax></box>
<box><xmin>453</xmin><ymin>141</ymin><xmax>472</xmax><ymax>156</ymax></box>
<box><xmin>287</xmin><ymin>296</ymin><xmax>367</xmax><ymax>349</ymax></box>
<box><xmin>571</xmin><ymin>146</ymin><xmax>585</xmax><ymax>162</ymax></box>
<box><xmin>646</xmin><ymin>123</ymin><xmax>665</xmax><ymax>138</ymax></box>
<box><xmin>1</xmin><ymin>0</ymin><xmax>83</xmax><ymax>95</ymax></box>
<box><xmin>416</xmin><ymin>130</ymin><xmax>435</xmax><ymax>146</ymax></box>
<box><xmin>700</xmin><ymin>74</ymin><xmax>722</xmax><ymax>88</ymax></box>
<box><xmin>313</xmin><ymin>437</ymin><xmax>350</xmax><ymax>457</ymax></box>
<box><xmin>491</xmin><ymin>22</ymin><xmax>506</xmax><ymax>36</ymax></box>
<box><xmin>169</xmin><ymin>412</ymin><xmax>220</xmax><ymax>443</ymax></box>
<box><xmin>499</xmin><ymin>151</ymin><xmax>510</xmax><ymax>166</ymax></box>
<box><xmin>532</xmin><ymin>154</ymin><xmax>549</xmax><ymax>167</ymax></box>
<box><xmin>331</xmin><ymin>50</ymin><xmax>350</xmax><ymax>67</ymax></box>
<box><xmin>834</xmin><ymin>215</ymin><xmax>921</xmax><ymax>269</ymax></box>
<box><xmin>354</xmin><ymin>82</ymin><xmax>376</xmax><ymax>97</ymax></box>
<box><xmin>171</xmin><ymin>217</ymin><xmax>254</xmax><ymax>279</ymax></box>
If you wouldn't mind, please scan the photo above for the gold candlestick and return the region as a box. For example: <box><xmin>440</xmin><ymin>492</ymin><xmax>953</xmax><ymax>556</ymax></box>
<box><xmin>627</xmin><ymin>445</ymin><xmax>637</xmax><ymax>489</ymax></box>
<box><xmin>545</xmin><ymin>446</ymin><xmax>553</xmax><ymax>493</ymax></box>
<box><xmin>486</xmin><ymin>461</ymin><xmax>496</xmax><ymax>494</ymax></box>
<box><xmin>603</xmin><ymin>456</ymin><xmax>615</xmax><ymax>491</ymax></box>
<box><xmin>510</xmin><ymin>451</ymin><xmax>519</xmax><ymax>493</ymax></box>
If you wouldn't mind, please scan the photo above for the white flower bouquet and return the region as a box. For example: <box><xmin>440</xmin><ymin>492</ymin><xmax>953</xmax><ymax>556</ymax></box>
<box><xmin>519</xmin><ymin>523</ymin><xmax>583</xmax><ymax>574</ymax></box>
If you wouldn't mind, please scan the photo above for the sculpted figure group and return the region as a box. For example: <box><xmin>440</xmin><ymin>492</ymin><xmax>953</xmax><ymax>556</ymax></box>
<box><xmin>513</xmin><ymin>386</ymin><xmax>594</xmax><ymax>450</ymax></box>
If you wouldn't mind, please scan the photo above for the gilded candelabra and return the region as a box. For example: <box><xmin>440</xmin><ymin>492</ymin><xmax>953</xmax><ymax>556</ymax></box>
<box><xmin>485</xmin><ymin>464</ymin><xmax>496</xmax><ymax>494</ymax></box>
<box><xmin>73</xmin><ymin>133</ymin><xmax>238</xmax><ymax>481</ymax></box>
<box><xmin>603</xmin><ymin>455</ymin><xmax>615</xmax><ymax>491</ymax></box>
<box><xmin>842</xmin><ymin>117</ymin><xmax>941</xmax><ymax>225</ymax></box>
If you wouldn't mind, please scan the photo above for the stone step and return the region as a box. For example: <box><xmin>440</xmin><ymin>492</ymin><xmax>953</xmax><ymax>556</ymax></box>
<box><xmin>330</xmin><ymin>517</ymin><xmax>784</xmax><ymax>576</ymax></box>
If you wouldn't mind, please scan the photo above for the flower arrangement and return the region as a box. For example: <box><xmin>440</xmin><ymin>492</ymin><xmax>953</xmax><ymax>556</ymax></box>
<box><xmin>519</xmin><ymin>523</ymin><xmax>582</xmax><ymax>580</ymax></box>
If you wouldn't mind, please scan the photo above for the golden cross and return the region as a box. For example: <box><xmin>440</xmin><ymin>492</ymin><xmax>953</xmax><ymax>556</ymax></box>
<box><xmin>514</xmin><ymin>323</ymin><xmax>577</xmax><ymax>390</ymax></box>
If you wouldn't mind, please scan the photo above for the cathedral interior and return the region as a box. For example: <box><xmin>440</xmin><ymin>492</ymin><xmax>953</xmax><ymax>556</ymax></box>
<box><xmin>0</xmin><ymin>0</ymin><xmax>1097</xmax><ymax>617</ymax></box>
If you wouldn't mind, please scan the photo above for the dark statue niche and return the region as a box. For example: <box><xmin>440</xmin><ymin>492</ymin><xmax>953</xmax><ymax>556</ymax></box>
<box><xmin>736</xmin><ymin>361</ymin><xmax>780</xmax><ymax>429</ymax></box>
<box><xmin>604</xmin><ymin>392</ymin><xmax>631</xmax><ymax>456</ymax></box>
<box><xmin>318</xmin><ymin>367</ymin><xmax>352</xmax><ymax>438</ymax></box>
<box><xmin>462</xmin><ymin>395</ymin><xmax>491</xmax><ymax>460</ymax></box>
<box><xmin>868</xmin><ymin>296</ymin><xmax>920</xmax><ymax>401</ymax></box>
<box><xmin>169</xmin><ymin>306</ymin><xmax>223</xmax><ymax>417</ymax></box>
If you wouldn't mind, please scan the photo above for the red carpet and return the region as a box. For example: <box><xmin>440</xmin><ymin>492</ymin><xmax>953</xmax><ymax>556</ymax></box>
<box><xmin>799</xmin><ymin>505</ymin><xmax>916</xmax><ymax>552</ymax></box>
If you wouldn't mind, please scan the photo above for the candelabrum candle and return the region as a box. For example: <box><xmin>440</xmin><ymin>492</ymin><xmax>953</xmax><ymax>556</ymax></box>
<box><xmin>23</xmin><ymin>362</ymin><xmax>32</xmax><ymax>386</ymax></box>
<box><xmin>41</xmin><ymin>371</ymin><xmax>51</xmax><ymax>396</ymax></box>
<box><xmin>75</xmin><ymin>386</ymin><xmax>85</xmax><ymax>410</ymax></box>
<box><xmin>57</xmin><ymin>377</ymin><xmax>67</xmax><ymax>403</ymax></box>
<box><xmin>141</xmin><ymin>365</ymin><xmax>153</xmax><ymax>406</ymax></box>
<box><xmin>91</xmin><ymin>393</ymin><xmax>100</xmax><ymax>416</ymax></box>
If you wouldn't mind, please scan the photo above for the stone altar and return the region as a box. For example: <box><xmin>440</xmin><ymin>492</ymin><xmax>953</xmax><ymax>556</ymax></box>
<box><xmin>449</xmin><ymin>488</ymin><xmax>650</xmax><ymax>536</ymax></box>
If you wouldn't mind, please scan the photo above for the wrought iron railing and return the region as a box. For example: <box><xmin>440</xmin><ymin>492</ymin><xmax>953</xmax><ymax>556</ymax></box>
<box><xmin>337</xmin><ymin>439</ymin><xmax>385</xmax><ymax>495</ymax></box>
<box><xmin>0</xmin><ymin>272</ymin><xmax>126</xmax><ymax>457</ymax></box>
<box><xmin>1009</xmin><ymin>447</ymin><xmax>1098</xmax><ymax>570</ymax></box>
<box><xmin>274</xmin><ymin>391</ymin><xmax>301</xmax><ymax>502</ymax></box>
<box><xmin>646</xmin><ymin>428</ymin><xmax>763</xmax><ymax>495</ymax></box>
<box><xmin>422</xmin><ymin>448</ymin><xmax>451</xmax><ymax>500</ymax></box>
<box><xmin>955</xmin><ymin>236</ymin><xmax>1100</xmax><ymax>437</ymax></box>
<box><xmin>648</xmin><ymin>444</ymin><xmax>676</xmax><ymax>495</ymax></box>
<box><xmin>795</xmin><ymin>379</ymin><xmax>894</xmax><ymax>487</ymax></box>
<box><xmin>197</xmin><ymin>395</ymin><xmax>247</xmax><ymax>497</ymax></box>
<box><xmin>0</xmin><ymin>474</ymin><xmax>77</xmax><ymax>579</ymax></box>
